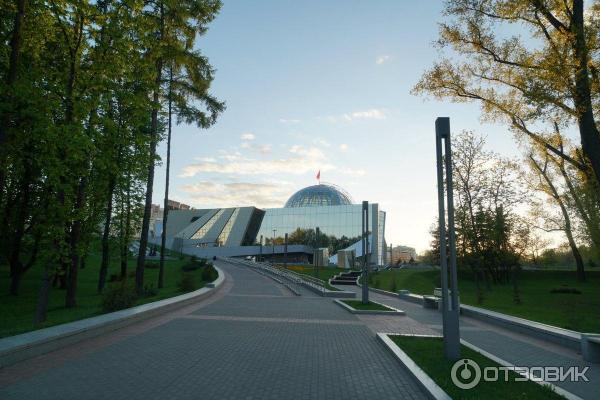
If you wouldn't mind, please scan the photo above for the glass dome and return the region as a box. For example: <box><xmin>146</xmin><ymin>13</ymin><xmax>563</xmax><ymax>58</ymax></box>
<box><xmin>284</xmin><ymin>183</ymin><xmax>354</xmax><ymax>208</ymax></box>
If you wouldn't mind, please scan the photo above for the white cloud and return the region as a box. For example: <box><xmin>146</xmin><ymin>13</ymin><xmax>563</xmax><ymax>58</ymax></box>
<box><xmin>350</xmin><ymin>109</ymin><xmax>386</xmax><ymax>119</ymax></box>
<box><xmin>241</xmin><ymin>133</ymin><xmax>255</xmax><ymax>140</ymax></box>
<box><xmin>179</xmin><ymin>145</ymin><xmax>334</xmax><ymax>178</ymax></box>
<box><xmin>180</xmin><ymin>181</ymin><xmax>291</xmax><ymax>208</ymax></box>
<box><xmin>339</xmin><ymin>167</ymin><xmax>366</xmax><ymax>177</ymax></box>
<box><xmin>376</xmin><ymin>55</ymin><xmax>390</xmax><ymax>65</ymax></box>
<box><xmin>323</xmin><ymin>108</ymin><xmax>387</xmax><ymax>123</ymax></box>
<box><xmin>339</xmin><ymin>143</ymin><xmax>348</xmax><ymax>152</ymax></box>
<box><xmin>279</xmin><ymin>118</ymin><xmax>300</xmax><ymax>124</ymax></box>
<box><xmin>313</xmin><ymin>138</ymin><xmax>331</xmax><ymax>147</ymax></box>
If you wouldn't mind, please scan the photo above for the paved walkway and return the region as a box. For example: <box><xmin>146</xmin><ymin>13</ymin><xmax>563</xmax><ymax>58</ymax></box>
<box><xmin>338</xmin><ymin>284</ymin><xmax>599</xmax><ymax>399</ymax></box>
<box><xmin>0</xmin><ymin>262</ymin><xmax>427</xmax><ymax>400</ymax></box>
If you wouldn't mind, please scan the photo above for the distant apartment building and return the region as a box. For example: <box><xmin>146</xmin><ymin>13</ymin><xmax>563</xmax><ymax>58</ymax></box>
<box><xmin>150</xmin><ymin>200</ymin><xmax>194</xmax><ymax>238</ymax></box>
<box><xmin>390</xmin><ymin>245</ymin><xmax>417</xmax><ymax>264</ymax></box>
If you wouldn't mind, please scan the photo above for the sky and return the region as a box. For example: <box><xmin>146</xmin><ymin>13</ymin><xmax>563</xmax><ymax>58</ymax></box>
<box><xmin>152</xmin><ymin>0</ymin><xmax>523</xmax><ymax>254</ymax></box>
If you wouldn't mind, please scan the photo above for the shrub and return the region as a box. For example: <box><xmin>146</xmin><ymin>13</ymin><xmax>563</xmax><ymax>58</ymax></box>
<box><xmin>145</xmin><ymin>261</ymin><xmax>159</xmax><ymax>269</ymax></box>
<box><xmin>190</xmin><ymin>255</ymin><xmax>197</xmax><ymax>263</ymax></box>
<box><xmin>102</xmin><ymin>283</ymin><xmax>138</xmax><ymax>312</ymax></box>
<box><xmin>390</xmin><ymin>279</ymin><xmax>397</xmax><ymax>293</ymax></box>
<box><xmin>201</xmin><ymin>263</ymin><xmax>218</xmax><ymax>282</ymax></box>
<box><xmin>143</xmin><ymin>284</ymin><xmax>158</xmax><ymax>297</ymax></box>
<box><xmin>108</xmin><ymin>274</ymin><xmax>120</xmax><ymax>283</ymax></box>
<box><xmin>550</xmin><ymin>287</ymin><xmax>582</xmax><ymax>294</ymax></box>
<box><xmin>182</xmin><ymin>262</ymin><xmax>200</xmax><ymax>272</ymax></box>
<box><xmin>178</xmin><ymin>273</ymin><xmax>197</xmax><ymax>292</ymax></box>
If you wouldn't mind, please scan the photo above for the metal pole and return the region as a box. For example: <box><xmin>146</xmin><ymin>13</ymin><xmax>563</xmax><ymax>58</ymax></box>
<box><xmin>284</xmin><ymin>233</ymin><xmax>288</xmax><ymax>269</ymax></box>
<box><xmin>445</xmin><ymin>126</ymin><xmax>461</xmax><ymax>324</ymax></box>
<box><xmin>259</xmin><ymin>235</ymin><xmax>263</xmax><ymax>262</ymax></box>
<box><xmin>315</xmin><ymin>227</ymin><xmax>320</xmax><ymax>279</ymax></box>
<box><xmin>436</xmin><ymin>117</ymin><xmax>460</xmax><ymax>360</ymax></box>
<box><xmin>362</xmin><ymin>201</ymin><xmax>369</xmax><ymax>304</ymax></box>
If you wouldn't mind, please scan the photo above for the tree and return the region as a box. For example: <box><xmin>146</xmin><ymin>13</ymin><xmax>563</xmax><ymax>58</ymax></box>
<box><xmin>136</xmin><ymin>0</ymin><xmax>223</xmax><ymax>295</ymax></box>
<box><xmin>526</xmin><ymin>149</ymin><xmax>587</xmax><ymax>281</ymax></box>
<box><xmin>413</xmin><ymin>0</ymin><xmax>600</xmax><ymax>186</ymax></box>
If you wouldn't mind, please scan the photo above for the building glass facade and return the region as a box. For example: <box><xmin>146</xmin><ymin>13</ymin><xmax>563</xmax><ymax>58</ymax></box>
<box><xmin>257</xmin><ymin>204</ymin><xmax>385</xmax><ymax>264</ymax></box>
<box><xmin>191</xmin><ymin>209</ymin><xmax>225</xmax><ymax>239</ymax></box>
<box><xmin>216</xmin><ymin>208</ymin><xmax>240</xmax><ymax>246</ymax></box>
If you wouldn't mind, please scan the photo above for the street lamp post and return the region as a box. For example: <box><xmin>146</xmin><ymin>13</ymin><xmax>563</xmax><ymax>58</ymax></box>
<box><xmin>284</xmin><ymin>233</ymin><xmax>288</xmax><ymax>269</ymax></box>
<box><xmin>315</xmin><ymin>226</ymin><xmax>320</xmax><ymax>279</ymax></box>
<box><xmin>362</xmin><ymin>201</ymin><xmax>369</xmax><ymax>304</ymax></box>
<box><xmin>436</xmin><ymin>117</ymin><xmax>461</xmax><ymax>360</ymax></box>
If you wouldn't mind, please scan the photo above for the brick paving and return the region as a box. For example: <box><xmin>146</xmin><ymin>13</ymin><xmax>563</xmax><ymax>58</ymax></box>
<box><xmin>0</xmin><ymin>262</ymin><xmax>427</xmax><ymax>400</ymax></box>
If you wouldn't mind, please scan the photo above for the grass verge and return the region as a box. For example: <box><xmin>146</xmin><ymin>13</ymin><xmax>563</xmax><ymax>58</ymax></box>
<box><xmin>368</xmin><ymin>269</ymin><xmax>600</xmax><ymax>332</ymax></box>
<box><xmin>0</xmin><ymin>244</ymin><xmax>216</xmax><ymax>338</ymax></box>
<box><xmin>390</xmin><ymin>335</ymin><xmax>565</xmax><ymax>400</ymax></box>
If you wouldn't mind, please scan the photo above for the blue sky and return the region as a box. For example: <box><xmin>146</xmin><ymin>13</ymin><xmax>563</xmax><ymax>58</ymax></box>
<box><xmin>153</xmin><ymin>0</ymin><xmax>520</xmax><ymax>253</ymax></box>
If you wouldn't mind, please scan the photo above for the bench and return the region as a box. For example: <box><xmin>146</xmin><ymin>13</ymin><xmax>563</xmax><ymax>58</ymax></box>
<box><xmin>422</xmin><ymin>295</ymin><xmax>439</xmax><ymax>309</ymax></box>
<box><xmin>581</xmin><ymin>334</ymin><xmax>600</xmax><ymax>363</ymax></box>
<box><xmin>422</xmin><ymin>288</ymin><xmax>460</xmax><ymax>311</ymax></box>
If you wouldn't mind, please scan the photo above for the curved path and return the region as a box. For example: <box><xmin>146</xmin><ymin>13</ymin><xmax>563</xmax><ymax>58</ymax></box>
<box><xmin>0</xmin><ymin>261</ymin><xmax>426</xmax><ymax>400</ymax></box>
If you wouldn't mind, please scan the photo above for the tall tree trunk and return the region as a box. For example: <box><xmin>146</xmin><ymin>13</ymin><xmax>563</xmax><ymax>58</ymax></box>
<box><xmin>34</xmin><ymin>267</ymin><xmax>51</xmax><ymax>325</ymax></box>
<box><xmin>136</xmin><ymin>59</ymin><xmax>163</xmax><ymax>294</ymax></box>
<box><xmin>571</xmin><ymin>0</ymin><xmax>600</xmax><ymax>184</ymax></box>
<box><xmin>121</xmin><ymin>179</ymin><xmax>131</xmax><ymax>279</ymax></box>
<box><xmin>98</xmin><ymin>175</ymin><xmax>116</xmax><ymax>293</ymax></box>
<box><xmin>8</xmin><ymin>161</ymin><xmax>32</xmax><ymax>295</ymax></box>
<box><xmin>65</xmin><ymin>176</ymin><xmax>87</xmax><ymax>307</ymax></box>
<box><xmin>159</xmin><ymin>66</ymin><xmax>173</xmax><ymax>289</ymax></box>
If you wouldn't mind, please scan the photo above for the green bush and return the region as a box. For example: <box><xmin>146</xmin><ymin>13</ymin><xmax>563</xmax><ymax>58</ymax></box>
<box><xmin>201</xmin><ymin>263</ymin><xmax>218</xmax><ymax>282</ymax></box>
<box><xmin>550</xmin><ymin>287</ymin><xmax>582</xmax><ymax>294</ymax></box>
<box><xmin>145</xmin><ymin>261</ymin><xmax>159</xmax><ymax>269</ymax></box>
<box><xmin>102</xmin><ymin>283</ymin><xmax>138</xmax><ymax>312</ymax></box>
<box><xmin>143</xmin><ymin>284</ymin><xmax>158</xmax><ymax>297</ymax></box>
<box><xmin>178</xmin><ymin>273</ymin><xmax>197</xmax><ymax>292</ymax></box>
<box><xmin>182</xmin><ymin>262</ymin><xmax>200</xmax><ymax>272</ymax></box>
<box><xmin>390</xmin><ymin>278</ymin><xmax>398</xmax><ymax>293</ymax></box>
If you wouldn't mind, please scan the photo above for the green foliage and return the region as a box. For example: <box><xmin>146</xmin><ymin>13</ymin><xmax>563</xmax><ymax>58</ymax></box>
<box><xmin>178</xmin><ymin>273</ymin><xmax>197</xmax><ymax>292</ymax></box>
<box><xmin>145</xmin><ymin>262</ymin><xmax>160</xmax><ymax>269</ymax></box>
<box><xmin>102</xmin><ymin>283</ymin><xmax>138</xmax><ymax>312</ymax></box>
<box><xmin>201</xmin><ymin>263</ymin><xmax>218</xmax><ymax>282</ymax></box>
<box><xmin>390</xmin><ymin>276</ymin><xmax>397</xmax><ymax>293</ymax></box>
<box><xmin>550</xmin><ymin>287</ymin><xmax>582</xmax><ymax>295</ymax></box>
<box><xmin>0</xmin><ymin>0</ymin><xmax>224</xmax><ymax>313</ymax></box>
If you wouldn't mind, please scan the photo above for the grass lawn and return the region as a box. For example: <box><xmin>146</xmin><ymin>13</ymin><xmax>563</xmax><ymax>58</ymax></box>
<box><xmin>368</xmin><ymin>268</ymin><xmax>600</xmax><ymax>332</ymax></box>
<box><xmin>279</xmin><ymin>264</ymin><xmax>348</xmax><ymax>291</ymax></box>
<box><xmin>280</xmin><ymin>264</ymin><xmax>348</xmax><ymax>281</ymax></box>
<box><xmin>0</xmin><ymin>244</ymin><xmax>213</xmax><ymax>338</ymax></box>
<box><xmin>342</xmin><ymin>299</ymin><xmax>395</xmax><ymax>311</ymax></box>
<box><xmin>390</xmin><ymin>335</ymin><xmax>564</xmax><ymax>400</ymax></box>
